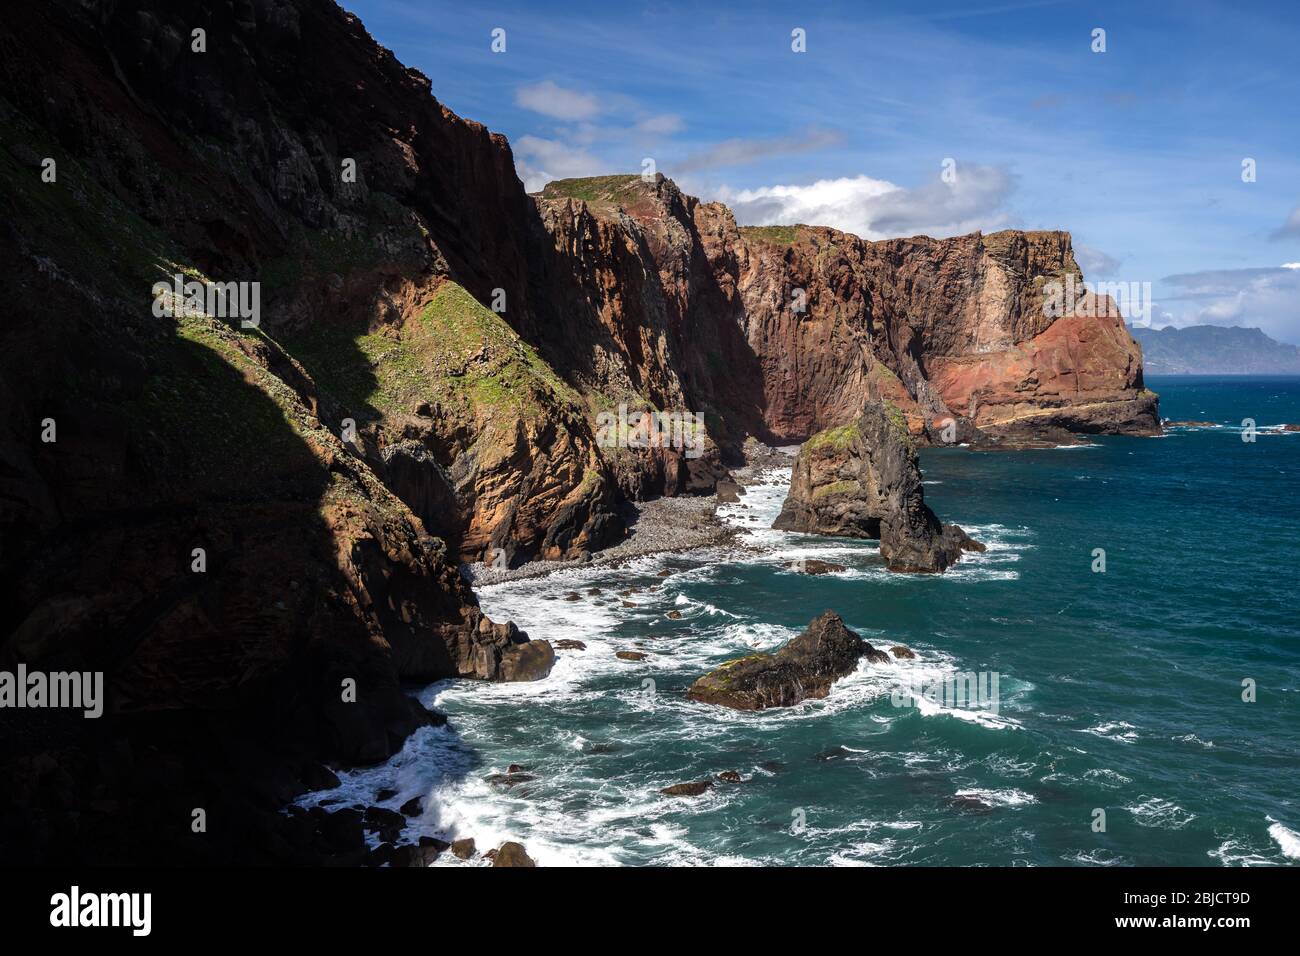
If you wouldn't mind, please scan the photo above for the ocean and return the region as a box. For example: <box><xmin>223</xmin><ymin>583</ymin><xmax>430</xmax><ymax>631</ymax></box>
<box><xmin>300</xmin><ymin>376</ymin><xmax>1300</xmax><ymax>866</ymax></box>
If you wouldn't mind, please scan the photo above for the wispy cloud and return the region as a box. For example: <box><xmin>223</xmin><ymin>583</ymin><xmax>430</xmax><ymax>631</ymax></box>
<box><xmin>515</xmin><ymin>81</ymin><xmax>602</xmax><ymax>121</ymax></box>
<box><xmin>671</xmin><ymin>128</ymin><xmax>846</xmax><ymax>174</ymax></box>
<box><xmin>1270</xmin><ymin>204</ymin><xmax>1300</xmax><ymax>241</ymax></box>
<box><xmin>1076</xmin><ymin>245</ymin><xmax>1122</xmax><ymax>277</ymax></box>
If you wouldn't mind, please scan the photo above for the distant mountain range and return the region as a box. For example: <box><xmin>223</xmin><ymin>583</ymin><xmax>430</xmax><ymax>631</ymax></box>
<box><xmin>1129</xmin><ymin>324</ymin><xmax>1300</xmax><ymax>374</ymax></box>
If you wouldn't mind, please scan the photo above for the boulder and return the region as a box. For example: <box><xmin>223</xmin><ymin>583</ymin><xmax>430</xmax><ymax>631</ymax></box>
<box><xmin>496</xmin><ymin>637</ymin><xmax>556</xmax><ymax>682</ymax></box>
<box><xmin>390</xmin><ymin>844</ymin><xmax>441</xmax><ymax>867</ymax></box>
<box><xmin>492</xmin><ymin>842</ymin><xmax>536</xmax><ymax>867</ymax></box>
<box><xmin>451</xmin><ymin>838</ymin><xmax>476</xmax><ymax>859</ymax></box>
<box><xmin>889</xmin><ymin>645</ymin><xmax>916</xmax><ymax>659</ymax></box>
<box><xmin>616</xmin><ymin>651</ymin><xmax>648</xmax><ymax>661</ymax></box>
<box><xmin>686</xmin><ymin>611</ymin><xmax>888</xmax><ymax>710</ymax></box>
<box><xmin>716</xmin><ymin>480</ymin><xmax>742</xmax><ymax>503</ymax></box>
<box><xmin>660</xmin><ymin>780</ymin><xmax>714</xmax><ymax>797</ymax></box>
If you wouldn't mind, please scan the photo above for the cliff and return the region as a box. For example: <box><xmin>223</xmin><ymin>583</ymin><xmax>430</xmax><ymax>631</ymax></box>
<box><xmin>0</xmin><ymin>0</ymin><xmax>1157</xmax><ymax>863</ymax></box>
<box><xmin>535</xmin><ymin>177</ymin><xmax>1158</xmax><ymax>447</ymax></box>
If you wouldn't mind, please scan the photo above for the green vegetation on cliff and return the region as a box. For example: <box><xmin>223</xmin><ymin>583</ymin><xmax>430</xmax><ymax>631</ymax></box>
<box><xmin>805</xmin><ymin>422</ymin><xmax>860</xmax><ymax>450</ymax></box>
<box><xmin>739</xmin><ymin>224</ymin><xmax>801</xmax><ymax>246</ymax></box>
<box><xmin>287</xmin><ymin>280</ymin><xmax>579</xmax><ymax>428</ymax></box>
<box><xmin>540</xmin><ymin>174</ymin><xmax>645</xmax><ymax>204</ymax></box>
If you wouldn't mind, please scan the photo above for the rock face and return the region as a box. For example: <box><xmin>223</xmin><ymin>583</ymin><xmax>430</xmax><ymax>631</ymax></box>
<box><xmin>0</xmin><ymin>0</ymin><xmax>1156</xmax><ymax>863</ymax></box>
<box><xmin>0</xmin><ymin>0</ymin><xmax>566</xmax><ymax>865</ymax></box>
<box><xmin>533</xmin><ymin>176</ymin><xmax>1158</xmax><ymax>454</ymax></box>
<box><xmin>686</xmin><ymin>611</ymin><xmax>888</xmax><ymax>710</ymax></box>
<box><xmin>773</xmin><ymin>404</ymin><xmax>985</xmax><ymax>573</ymax></box>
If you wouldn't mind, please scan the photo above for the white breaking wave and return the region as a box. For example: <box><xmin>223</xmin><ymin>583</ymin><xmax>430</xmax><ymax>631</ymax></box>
<box><xmin>1267</xmin><ymin>816</ymin><xmax>1300</xmax><ymax>859</ymax></box>
<box><xmin>1125</xmin><ymin>797</ymin><xmax>1196</xmax><ymax>830</ymax></box>
<box><xmin>1077</xmin><ymin>720</ymin><xmax>1139</xmax><ymax>743</ymax></box>
<box><xmin>954</xmin><ymin>787</ymin><xmax>1038</xmax><ymax>808</ymax></box>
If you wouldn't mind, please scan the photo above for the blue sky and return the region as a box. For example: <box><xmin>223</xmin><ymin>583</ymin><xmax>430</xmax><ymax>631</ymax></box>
<box><xmin>343</xmin><ymin>0</ymin><xmax>1300</xmax><ymax>343</ymax></box>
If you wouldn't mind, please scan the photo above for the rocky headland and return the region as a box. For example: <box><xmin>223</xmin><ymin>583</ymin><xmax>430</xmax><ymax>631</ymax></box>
<box><xmin>0</xmin><ymin>0</ymin><xmax>1157</xmax><ymax>863</ymax></box>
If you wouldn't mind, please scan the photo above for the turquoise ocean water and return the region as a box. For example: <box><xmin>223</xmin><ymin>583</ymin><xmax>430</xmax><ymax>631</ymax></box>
<box><xmin>302</xmin><ymin>376</ymin><xmax>1300</xmax><ymax>866</ymax></box>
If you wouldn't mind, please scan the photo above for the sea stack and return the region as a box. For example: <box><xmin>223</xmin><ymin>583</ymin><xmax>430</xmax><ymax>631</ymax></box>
<box><xmin>773</xmin><ymin>402</ymin><xmax>984</xmax><ymax>573</ymax></box>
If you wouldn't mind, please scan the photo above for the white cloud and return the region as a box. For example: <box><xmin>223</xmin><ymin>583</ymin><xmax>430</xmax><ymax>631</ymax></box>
<box><xmin>717</xmin><ymin>165</ymin><xmax>1015</xmax><ymax>241</ymax></box>
<box><xmin>513</xmin><ymin>135</ymin><xmax>605</xmax><ymax>193</ymax></box>
<box><xmin>515</xmin><ymin>81</ymin><xmax>601</xmax><ymax>121</ymax></box>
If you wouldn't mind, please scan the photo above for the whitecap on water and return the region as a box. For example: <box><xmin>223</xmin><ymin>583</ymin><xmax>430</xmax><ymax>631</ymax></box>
<box><xmin>1208</xmin><ymin>838</ymin><xmax>1276</xmax><ymax>867</ymax></box>
<box><xmin>1077</xmin><ymin>720</ymin><xmax>1139</xmax><ymax>743</ymax></box>
<box><xmin>954</xmin><ymin>787</ymin><xmax>1038</xmax><ymax>808</ymax></box>
<box><xmin>1125</xmin><ymin>796</ymin><xmax>1195</xmax><ymax>830</ymax></box>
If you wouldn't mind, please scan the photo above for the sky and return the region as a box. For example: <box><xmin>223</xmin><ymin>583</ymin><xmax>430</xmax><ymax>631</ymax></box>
<box><xmin>342</xmin><ymin>0</ymin><xmax>1300</xmax><ymax>343</ymax></box>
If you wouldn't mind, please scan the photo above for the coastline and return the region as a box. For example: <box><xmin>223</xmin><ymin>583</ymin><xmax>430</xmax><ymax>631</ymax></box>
<box><xmin>465</xmin><ymin>444</ymin><xmax>799</xmax><ymax>587</ymax></box>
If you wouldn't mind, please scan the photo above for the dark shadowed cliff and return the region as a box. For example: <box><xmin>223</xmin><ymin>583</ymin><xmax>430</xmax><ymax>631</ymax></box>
<box><xmin>0</xmin><ymin>0</ymin><xmax>1156</xmax><ymax>863</ymax></box>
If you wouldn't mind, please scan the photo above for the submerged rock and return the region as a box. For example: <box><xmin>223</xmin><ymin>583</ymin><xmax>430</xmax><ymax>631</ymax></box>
<box><xmin>773</xmin><ymin>403</ymin><xmax>983</xmax><ymax>573</ymax></box>
<box><xmin>790</xmin><ymin>559</ymin><xmax>847</xmax><ymax>575</ymax></box>
<box><xmin>889</xmin><ymin>645</ymin><xmax>916</xmax><ymax>659</ymax></box>
<box><xmin>686</xmin><ymin>611</ymin><xmax>888</xmax><ymax>710</ymax></box>
<box><xmin>487</xmin><ymin>772</ymin><xmax>536</xmax><ymax>790</ymax></box>
<box><xmin>616</xmin><ymin>651</ymin><xmax>648</xmax><ymax>661</ymax></box>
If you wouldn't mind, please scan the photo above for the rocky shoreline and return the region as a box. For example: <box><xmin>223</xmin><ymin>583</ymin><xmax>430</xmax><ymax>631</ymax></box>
<box><xmin>465</xmin><ymin>443</ymin><xmax>797</xmax><ymax>587</ymax></box>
